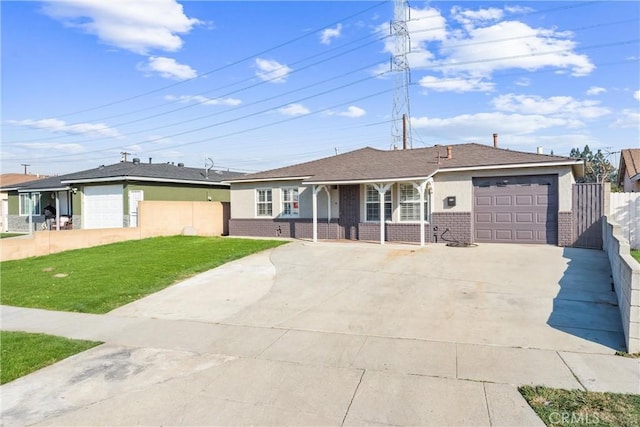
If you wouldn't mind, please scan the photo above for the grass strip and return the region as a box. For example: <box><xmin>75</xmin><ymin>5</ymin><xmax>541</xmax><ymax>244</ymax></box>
<box><xmin>520</xmin><ymin>385</ymin><xmax>640</xmax><ymax>426</ymax></box>
<box><xmin>0</xmin><ymin>331</ymin><xmax>101</xmax><ymax>384</ymax></box>
<box><xmin>1</xmin><ymin>236</ymin><xmax>286</xmax><ymax>313</ymax></box>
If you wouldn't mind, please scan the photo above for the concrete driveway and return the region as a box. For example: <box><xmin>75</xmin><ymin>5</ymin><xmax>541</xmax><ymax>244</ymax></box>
<box><xmin>2</xmin><ymin>240</ymin><xmax>636</xmax><ymax>426</ymax></box>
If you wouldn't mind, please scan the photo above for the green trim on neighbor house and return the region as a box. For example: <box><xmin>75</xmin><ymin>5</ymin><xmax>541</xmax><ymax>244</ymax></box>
<box><xmin>124</xmin><ymin>183</ymin><xmax>229</xmax><ymax>212</ymax></box>
<box><xmin>7</xmin><ymin>184</ymin><xmax>229</xmax><ymax>216</ymax></box>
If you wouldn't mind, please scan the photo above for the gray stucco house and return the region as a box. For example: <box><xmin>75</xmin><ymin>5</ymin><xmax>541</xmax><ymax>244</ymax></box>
<box><xmin>226</xmin><ymin>142</ymin><xmax>584</xmax><ymax>246</ymax></box>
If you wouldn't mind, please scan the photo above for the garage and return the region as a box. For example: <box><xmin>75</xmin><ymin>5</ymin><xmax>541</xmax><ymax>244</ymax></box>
<box><xmin>473</xmin><ymin>175</ymin><xmax>558</xmax><ymax>244</ymax></box>
<box><xmin>83</xmin><ymin>184</ymin><xmax>123</xmax><ymax>229</ymax></box>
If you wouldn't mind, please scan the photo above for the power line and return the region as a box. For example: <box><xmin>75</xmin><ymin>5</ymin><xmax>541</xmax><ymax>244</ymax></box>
<box><xmin>32</xmin><ymin>1</ymin><xmax>388</xmax><ymax>120</ymax></box>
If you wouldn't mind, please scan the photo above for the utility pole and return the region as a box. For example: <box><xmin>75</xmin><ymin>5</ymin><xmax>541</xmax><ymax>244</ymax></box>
<box><xmin>391</xmin><ymin>0</ymin><xmax>412</xmax><ymax>150</ymax></box>
<box><xmin>21</xmin><ymin>163</ymin><xmax>30</xmax><ymax>175</ymax></box>
<box><xmin>120</xmin><ymin>152</ymin><xmax>131</xmax><ymax>162</ymax></box>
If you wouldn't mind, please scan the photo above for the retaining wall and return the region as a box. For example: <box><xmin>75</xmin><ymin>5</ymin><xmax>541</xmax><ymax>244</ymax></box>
<box><xmin>602</xmin><ymin>215</ymin><xmax>640</xmax><ymax>353</ymax></box>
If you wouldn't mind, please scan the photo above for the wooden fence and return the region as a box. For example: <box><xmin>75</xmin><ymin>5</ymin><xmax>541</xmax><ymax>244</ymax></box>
<box><xmin>572</xmin><ymin>183</ymin><xmax>605</xmax><ymax>249</ymax></box>
<box><xmin>609</xmin><ymin>192</ymin><xmax>640</xmax><ymax>249</ymax></box>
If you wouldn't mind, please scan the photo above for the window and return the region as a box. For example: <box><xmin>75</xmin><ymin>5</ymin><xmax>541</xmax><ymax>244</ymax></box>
<box><xmin>19</xmin><ymin>193</ymin><xmax>41</xmax><ymax>216</ymax></box>
<box><xmin>365</xmin><ymin>185</ymin><xmax>392</xmax><ymax>221</ymax></box>
<box><xmin>256</xmin><ymin>189</ymin><xmax>273</xmax><ymax>216</ymax></box>
<box><xmin>282</xmin><ymin>188</ymin><xmax>299</xmax><ymax>217</ymax></box>
<box><xmin>399</xmin><ymin>184</ymin><xmax>429</xmax><ymax>221</ymax></box>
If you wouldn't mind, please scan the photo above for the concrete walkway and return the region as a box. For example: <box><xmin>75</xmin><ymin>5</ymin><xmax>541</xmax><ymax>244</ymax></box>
<box><xmin>1</xmin><ymin>241</ymin><xmax>639</xmax><ymax>426</ymax></box>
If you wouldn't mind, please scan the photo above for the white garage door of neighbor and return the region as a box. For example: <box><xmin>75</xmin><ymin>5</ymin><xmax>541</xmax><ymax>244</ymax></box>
<box><xmin>83</xmin><ymin>185</ymin><xmax>124</xmax><ymax>229</ymax></box>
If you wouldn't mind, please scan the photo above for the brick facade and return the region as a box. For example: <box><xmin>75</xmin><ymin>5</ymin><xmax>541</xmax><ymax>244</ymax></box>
<box><xmin>431</xmin><ymin>212</ymin><xmax>473</xmax><ymax>244</ymax></box>
<box><xmin>359</xmin><ymin>223</ymin><xmax>424</xmax><ymax>243</ymax></box>
<box><xmin>557</xmin><ymin>211</ymin><xmax>573</xmax><ymax>247</ymax></box>
<box><xmin>229</xmin><ymin>218</ymin><xmax>342</xmax><ymax>239</ymax></box>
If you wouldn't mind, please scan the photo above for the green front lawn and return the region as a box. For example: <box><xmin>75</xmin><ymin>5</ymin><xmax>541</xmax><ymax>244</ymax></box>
<box><xmin>0</xmin><ymin>331</ymin><xmax>101</xmax><ymax>384</ymax></box>
<box><xmin>520</xmin><ymin>386</ymin><xmax>640</xmax><ymax>427</ymax></box>
<box><xmin>1</xmin><ymin>233</ymin><xmax>27</xmax><ymax>239</ymax></box>
<box><xmin>0</xmin><ymin>236</ymin><xmax>286</xmax><ymax>313</ymax></box>
<box><xmin>631</xmin><ymin>250</ymin><xmax>640</xmax><ymax>263</ymax></box>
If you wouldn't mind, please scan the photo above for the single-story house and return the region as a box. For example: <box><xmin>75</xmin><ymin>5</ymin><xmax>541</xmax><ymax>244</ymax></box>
<box><xmin>226</xmin><ymin>142</ymin><xmax>584</xmax><ymax>246</ymax></box>
<box><xmin>617</xmin><ymin>148</ymin><xmax>640</xmax><ymax>192</ymax></box>
<box><xmin>0</xmin><ymin>173</ymin><xmax>48</xmax><ymax>232</ymax></box>
<box><xmin>4</xmin><ymin>159</ymin><xmax>244</xmax><ymax>232</ymax></box>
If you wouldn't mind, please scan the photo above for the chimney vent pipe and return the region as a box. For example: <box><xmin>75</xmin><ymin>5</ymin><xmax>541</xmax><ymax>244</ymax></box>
<box><xmin>148</xmin><ymin>157</ymin><xmax>152</xmax><ymax>164</ymax></box>
<box><xmin>446</xmin><ymin>146</ymin><xmax>452</xmax><ymax>160</ymax></box>
<box><xmin>537</xmin><ymin>146</ymin><xmax>544</xmax><ymax>154</ymax></box>
<box><xmin>493</xmin><ymin>133</ymin><xmax>498</xmax><ymax>148</ymax></box>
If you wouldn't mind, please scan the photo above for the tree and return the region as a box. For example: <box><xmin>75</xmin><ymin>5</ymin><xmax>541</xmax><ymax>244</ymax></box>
<box><xmin>569</xmin><ymin>145</ymin><xmax>616</xmax><ymax>184</ymax></box>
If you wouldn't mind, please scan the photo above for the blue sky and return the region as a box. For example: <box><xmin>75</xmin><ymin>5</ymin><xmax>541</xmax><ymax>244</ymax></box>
<box><xmin>1</xmin><ymin>0</ymin><xmax>639</xmax><ymax>176</ymax></box>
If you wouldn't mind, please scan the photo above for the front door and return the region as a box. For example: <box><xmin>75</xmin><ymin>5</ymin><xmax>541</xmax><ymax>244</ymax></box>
<box><xmin>339</xmin><ymin>185</ymin><xmax>360</xmax><ymax>240</ymax></box>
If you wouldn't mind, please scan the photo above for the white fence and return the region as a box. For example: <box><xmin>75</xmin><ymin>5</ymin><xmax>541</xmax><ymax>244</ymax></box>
<box><xmin>609</xmin><ymin>193</ymin><xmax>640</xmax><ymax>249</ymax></box>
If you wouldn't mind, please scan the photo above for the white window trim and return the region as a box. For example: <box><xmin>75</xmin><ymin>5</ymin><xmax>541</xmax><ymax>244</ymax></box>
<box><xmin>19</xmin><ymin>192</ymin><xmax>41</xmax><ymax>216</ymax></box>
<box><xmin>398</xmin><ymin>184</ymin><xmax>429</xmax><ymax>222</ymax></box>
<box><xmin>281</xmin><ymin>187</ymin><xmax>300</xmax><ymax>218</ymax></box>
<box><xmin>364</xmin><ymin>185</ymin><xmax>392</xmax><ymax>223</ymax></box>
<box><xmin>255</xmin><ymin>188</ymin><xmax>273</xmax><ymax>218</ymax></box>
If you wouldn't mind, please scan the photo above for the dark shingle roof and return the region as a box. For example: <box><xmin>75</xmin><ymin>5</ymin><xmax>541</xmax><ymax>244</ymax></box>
<box><xmin>228</xmin><ymin>143</ymin><xmax>581</xmax><ymax>183</ymax></box>
<box><xmin>60</xmin><ymin>162</ymin><xmax>244</xmax><ymax>183</ymax></box>
<box><xmin>7</xmin><ymin>162</ymin><xmax>246</xmax><ymax>191</ymax></box>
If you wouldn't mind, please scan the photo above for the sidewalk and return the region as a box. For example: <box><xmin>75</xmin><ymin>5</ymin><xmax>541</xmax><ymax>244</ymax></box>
<box><xmin>2</xmin><ymin>304</ymin><xmax>638</xmax><ymax>426</ymax></box>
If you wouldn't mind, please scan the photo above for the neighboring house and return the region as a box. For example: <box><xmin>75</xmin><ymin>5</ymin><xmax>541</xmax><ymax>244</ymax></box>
<box><xmin>617</xmin><ymin>148</ymin><xmax>640</xmax><ymax>192</ymax></box>
<box><xmin>0</xmin><ymin>173</ymin><xmax>48</xmax><ymax>232</ymax></box>
<box><xmin>227</xmin><ymin>142</ymin><xmax>584</xmax><ymax>246</ymax></box>
<box><xmin>4</xmin><ymin>159</ymin><xmax>244</xmax><ymax>232</ymax></box>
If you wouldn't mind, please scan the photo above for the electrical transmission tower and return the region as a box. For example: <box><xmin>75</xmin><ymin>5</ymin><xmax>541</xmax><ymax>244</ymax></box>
<box><xmin>391</xmin><ymin>0</ymin><xmax>412</xmax><ymax>149</ymax></box>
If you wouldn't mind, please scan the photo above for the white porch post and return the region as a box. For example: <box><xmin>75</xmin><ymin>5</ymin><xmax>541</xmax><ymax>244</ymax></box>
<box><xmin>426</xmin><ymin>178</ymin><xmax>434</xmax><ymax>243</ymax></box>
<box><xmin>54</xmin><ymin>193</ymin><xmax>60</xmax><ymax>231</ymax></box>
<box><xmin>413</xmin><ymin>181</ymin><xmax>428</xmax><ymax>246</ymax></box>
<box><xmin>312</xmin><ymin>185</ymin><xmax>325</xmax><ymax>243</ymax></box>
<box><xmin>373</xmin><ymin>183</ymin><xmax>392</xmax><ymax>245</ymax></box>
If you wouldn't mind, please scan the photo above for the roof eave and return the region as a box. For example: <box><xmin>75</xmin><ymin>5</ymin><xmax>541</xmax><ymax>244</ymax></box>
<box><xmin>61</xmin><ymin>176</ymin><xmax>229</xmax><ymax>186</ymax></box>
<box><xmin>225</xmin><ymin>176</ymin><xmax>312</xmax><ymax>184</ymax></box>
<box><xmin>18</xmin><ymin>186</ymin><xmax>70</xmax><ymax>193</ymax></box>
<box><xmin>304</xmin><ymin>174</ymin><xmax>436</xmax><ymax>185</ymax></box>
<box><xmin>437</xmin><ymin>160</ymin><xmax>584</xmax><ymax>175</ymax></box>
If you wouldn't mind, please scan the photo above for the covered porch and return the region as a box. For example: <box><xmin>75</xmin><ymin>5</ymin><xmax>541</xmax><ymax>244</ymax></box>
<box><xmin>309</xmin><ymin>177</ymin><xmax>435</xmax><ymax>246</ymax></box>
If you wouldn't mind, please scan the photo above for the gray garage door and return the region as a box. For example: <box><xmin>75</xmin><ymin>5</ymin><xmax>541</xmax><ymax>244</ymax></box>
<box><xmin>473</xmin><ymin>175</ymin><xmax>558</xmax><ymax>244</ymax></box>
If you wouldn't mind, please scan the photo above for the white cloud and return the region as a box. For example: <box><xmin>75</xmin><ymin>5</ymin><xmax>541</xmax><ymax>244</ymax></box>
<box><xmin>139</xmin><ymin>56</ymin><xmax>197</xmax><ymax>80</ymax></box>
<box><xmin>255</xmin><ymin>58</ymin><xmax>292</xmax><ymax>83</ymax></box>
<box><xmin>634</xmin><ymin>90</ymin><xmax>640</xmax><ymax>101</ymax></box>
<box><xmin>611</xmin><ymin>109</ymin><xmax>640</xmax><ymax>128</ymax></box>
<box><xmin>439</xmin><ymin>21</ymin><xmax>594</xmax><ymax>77</ymax></box>
<box><xmin>504</xmin><ymin>5</ymin><xmax>534</xmax><ymax>14</ymax></box>
<box><xmin>15</xmin><ymin>142</ymin><xmax>86</xmax><ymax>154</ymax></box>
<box><xmin>164</xmin><ymin>94</ymin><xmax>241</xmax><ymax>106</ymax></box>
<box><xmin>320</xmin><ymin>23</ymin><xmax>342</xmax><ymax>45</ymax></box>
<box><xmin>395</xmin><ymin>5</ymin><xmax>595</xmax><ymax>93</ymax></box>
<box><xmin>419</xmin><ymin>75</ymin><xmax>494</xmax><ymax>92</ymax></box>
<box><xmin>411</xmin><ymin>112</ymin><xmax>578</xmax><ymax>137</ymax></box>
<box><xmin>515</xmin><ymin>77</ymin><xmax>531</xmax><ymax>87</ymax></box>
<box><xmin>329</xmin><ymin>106</ymin><xmax>366</xmax><ymax>118</ymax></box>
<box><xmin>278</xmin><ymin>104</ymin><xmax>310</xmax><ymax>116</ymax></box>
<box><xmin>586</xmin><ymin>86</ymin><xmax>607</xmax><ymax>96</ymax></box>
<box><xmin>492</xmin><ymin>94</ymin><xmax>611</xmax><ymax>119</ymax></box>
<box><xmin>451</xmin><ymin>6</ymin><xmax>504</xmax><ymax>28</ymax></box>
<box><xmin>41</xmin><ymin>0</ymin><xmax>201</xmax><ymax>55</ymax></box>
<box><xmin>9</xmin><ymin>118</ymin><xmax>122</xmax><ymax>138</ymax></box>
